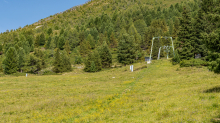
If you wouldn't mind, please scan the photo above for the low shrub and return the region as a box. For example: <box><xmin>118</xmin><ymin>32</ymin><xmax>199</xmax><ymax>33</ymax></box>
<box><xmin>42</xmin><ymin>70</ymin><xmax>58</xmax><ymax>75</ymax></box>
<box><xmin>180</xmin><ymin>59</ymin><xmax>207</xmax><ymax>67</ymax></box>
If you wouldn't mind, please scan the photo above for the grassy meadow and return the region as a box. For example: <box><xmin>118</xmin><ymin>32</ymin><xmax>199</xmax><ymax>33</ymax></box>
<box><xmin>1</xmin><ymin>59</ymin><xmax>220</xmax><ymax>122</ymax></box>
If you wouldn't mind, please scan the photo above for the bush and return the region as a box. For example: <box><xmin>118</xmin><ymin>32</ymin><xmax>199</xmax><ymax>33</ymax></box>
<box><xmin>180</xmin><ymin>59</ymin><xmax>207</xmax><ymax>67</ymax></box>
<box><xmin>208</xmin><ymin>58</ymin><xmax>220</xmax><ymax>73</ymax></box>
<box><xmin>172</xmin><ymin>50</ymin><xmax>180</xmax><ymax>65</ymax></box>
<box><xmin>42</xmin><ymin>70</ymin><xmax>57</xmax><ymax>75</ymax></box>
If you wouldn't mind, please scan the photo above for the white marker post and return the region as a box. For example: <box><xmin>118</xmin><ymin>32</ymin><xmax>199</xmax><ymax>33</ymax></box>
<box><xmin>26</xmin><ymin>73</ymin><xmax>28</xmax><ymax>77</ymax></box>
<box><xmin>130</xmin><ymin>65</ymin><xmax>133</xmax><ymax>72</ymax></box>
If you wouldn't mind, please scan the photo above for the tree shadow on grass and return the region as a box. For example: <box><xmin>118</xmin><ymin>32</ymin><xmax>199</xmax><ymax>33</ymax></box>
<box><xmin>211</xmin><ymin>117</ymin><xmax>220</xmax><ymax>123</ymax></box>
<box><xmin>204</xmin><ymin>86</ymin><xmax>220</xmax><ymax>93</ymax></box>
<box><xmin>204</xmin><ymin>87</ymin><xmax>220</xmax><ymax>123</ymax></box>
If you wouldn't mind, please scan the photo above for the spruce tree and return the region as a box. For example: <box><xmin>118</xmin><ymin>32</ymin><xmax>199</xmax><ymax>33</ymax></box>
<box><xmin>64</xmin><ymin>40</ymin><xmax>70</xmax><ymax>55</ymax></box>
<box><xmin>84</xmin><ymin>50</ymin><xmax>102</xmax><ymax>72</ymax></box>
<box><xmin>58</xmin><ymin>36</ymin><xmax>65</xmax><ymax>50</ymax></box>
<box><xmin>45</xmin><ymin>36</ymin><xmax>52</xmax><ymax>49</ymax></box>
<box><xmin>93</xmin><ymin>50</ymin><xmax>102</xmax><ymax>71</ymax></box>
<box><xmin>169</xmin><ymin>20</ymin><xmax>174</xmax><ymax>36</ymax></box>
<box><xmin>191</xmin><ymin>9</ymin><xmax>207</xmax><ymax>57</ymax></box>
<box><xmin>173</xmin><ymin>17</ymin><xmax>180</xmax><ymax>40</ymax></box>
<box><xmin>54</xmin><ymin>35</ymin><xmax>59</xmax><ymax>48</ymax></box>
<box><xmin>39</xmin><ymin>33</ymin><xmax>46</xmax><ymax>46</ymax></box>
<box><xmin>90</xmin><ymin>61</ymin><xmax>96</xmax><ymax>72</ymax></box>
<box><xmin>99</xmin><ymin>41</ymin><xmax>112</xmax><ymax>68</ymax></box>
<box><xmin>117</xmin><ymin>33</ymin><xmax>136</xmax><ymax>65</ymax></box>
<box><xmin>87</xmin><ymin>34</ymin><xmax>95</xmax><ymax>49</ymax></box>
<box><xmin>84</xmin><ymin>52</ymin><xmax>93</xmax><ymax>72</ymax></box>
<box><xmin>18</xmin><ymin>47</ymin><xmax>25</xmax><ymax>72</ymax></box>
<box><xmin>35</xmin><ymin>34</ymin><xmax>40</xmax><ymax>47</ymax></box>
<box><xmin>80</xmin><ymin>39</ymin><xmax>91</xmax><ymax>56</ymax></box>
<box><xmin>75</xmin><ymin>54</ymin><xmax>83</xmax><ymax>64</ymax></box>
<box><xmin>52</xmin><ymin>48</ymin><xmax>64</xmax><ymax>73</ymax></box>
<box><xmin>61</xmin><ymin>51</ymin><xmax>72</xmax><ymax>72</ymax></box>
<box><xmin>109</xmin><ymin>32</ymin><xmax>117</xmax><ymax>48</ymax></box>
<box><xmin>3</xmin><ymin>47</ymin><xmax>18</xmax><ymax>74</ymax></box>
<box><xmin>67</xmin><ymin>28</ymin><xmax>80</xmax><ymax>50</ymax></box>
<box><xmin>47</xmin><ymin>28</ymin><xmax>53</xmax><ymax>35</ymax></box>
<box><xmin>134</xmin><ymin>19</ymin><xmax>147</xmax><ymax>38</ymax></box>
<box><xmin>176</xmin><ymin>7</ymin><xmax>194</xmax><ymax>60</ymax></box>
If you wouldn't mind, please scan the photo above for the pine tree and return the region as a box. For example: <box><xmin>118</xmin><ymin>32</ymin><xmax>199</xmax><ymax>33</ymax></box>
<box><xmin>26</xmin><ymin>35</ymin><xmax>34</xmax><ymax>48</ymax></box>
<box><xmin>191</xmin><ymin>9</ymin><xmax>207</xmax><ymax>57</ymax></box>
<box><xmin>60</xmin><ymin>28</ymin><xmax>65</xmax><ymax>36</ymax></box>
<box><xmin>79</xmin><ymin>39</ymin><xmax>91</xmax><ymax>56</ymax></box>
<box><xmin>176</xmin><ymin>7</ymin><xmax>194</xmax><ymax>60</ymax></box>
<box><xmin>67</xmin><ymin>28</ymin><xmax>80</xmax><ymax>50</ymax></box>
<box><xmin>0</xmin><ymin>44</ymin><xmax>2</xmax><ymax>54</ymax></box>
<box><xmin>35</xmin><ymin>34</ymin><xmax>40</xmax><ymax>47</ymax></box>
<box><xmin>169</xmin><ymin>20</ymin><xmax>174</xmax><ymax>36</ymax></box>
<box><xmin>45</xmin><ymin>36</ymin><xmax>52</xmax><ymax>49</ymax></box>
<box><xmin>58</xmin><ymin>36</ymin><xmax>65</xmax><ymax>50</ymax></box>
<box><xmin>23</xmin><ymin>41</ymin><xmax>30</xmax><ymax>54</ymax></box>
<box><xmin>117</xmin><ymin>33</ymin><xmax>136</xmax><ymax>65</ymax></box>
<box><xmin>75</xmin><ymin>52</ymin><xmax>83</xmax><ymax>64</ymax></box>
<box><xmin>52</xmin><ymin>48</ymin><xmax>64</xmax><ymax>73</ymax></box>
<box><xmin>39</xmin><ymin>33</ymin><xmax>46</xmax><ymax>46</ymax></box>
<box><xmin>61</xmin><ymin>51</ymin><xmax>72</xmax><ymax>72</ymax></box>
<box><xmin>54</xmin><ymin>35</ymin><xmax>59</xmax><ymax>48</ymax></box>
<box><xmin>90</xmin><ymin>61</ymin><xmax>96</xmax><ymax>72</ymax></box>
<box><xmin>47</xmin><ymin>28</ymin><xmax>53</xmax><ymax>35</ymax></box>
<box><xmin>134</xmin><ymin>19</ymin><xmax>147</xmax><ymax>38</ymax></box>
<box><xmin>93</xmin><ymin>50</ymin><xmax>102</xmax><ymax>71</ymax></box>
<box><xmin>18</xmin><ymin>47</ymin><xmax>25</xmax><ymax>72</ymax></box>
<box><xmin>109</xmin><ymin>32</ymin><xmax>118</xmax><ymax>48</ymax></box>
<box><xmin>87</xmin><ymin>34</ymin><xmax>95</xmax><ymax>49</ymax></box>
<box><xmin>99</xmin><ymin>41</ymin><xmax>112</xmax><ymax>68</ymax></box>
<box><xmin>84</xmin><ymin>52</ymin><xmax>93</xmax><ymax>72</ymax></box>
<box><xmin>173</xmin><ymin>17</ymin><xmax>180</xmax><ymax>40</ymax></box>
<box><xmin>64</xmin><ymin>40</ymin><xmax>70</xmax><ymax>55</ymax></box>
<box><xmin>3</xmin><ymin>47</ymin><xmax>18</xmax><ymax>74</ymax></box>
<box><xmin>84</xmin><ymin>50</ymin><xmax>102</xmax><ymax>72</ymax></box>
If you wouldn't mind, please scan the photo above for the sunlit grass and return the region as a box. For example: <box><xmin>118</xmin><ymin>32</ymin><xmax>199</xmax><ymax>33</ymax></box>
<box><xmin>0</xmin><ymin>59</ymin><xmax>220</xmax><ymax>122</ymax></box>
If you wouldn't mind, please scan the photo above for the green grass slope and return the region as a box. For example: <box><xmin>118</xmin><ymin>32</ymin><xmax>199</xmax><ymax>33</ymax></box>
<box><xmin>1</xmin><ymin>60</ymin><xmax>220</xmax><ymax>122</ymax></box>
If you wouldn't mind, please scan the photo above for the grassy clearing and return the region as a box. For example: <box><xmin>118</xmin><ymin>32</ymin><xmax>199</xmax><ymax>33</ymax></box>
<box><xmin>0</xmin><ymin>59</ymin><xmax>220</xmax><ymax>122</ymax></box>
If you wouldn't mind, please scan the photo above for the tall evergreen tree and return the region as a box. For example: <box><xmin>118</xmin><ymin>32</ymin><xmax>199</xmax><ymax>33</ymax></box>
<box><xmin>64</xmin><ymin>40</ymin><xmax>71</xmax><ymax>55</ymax></box>
<box><xmin>3</xmin><ymin>47</ymin><xmax>18</xmax><ymax>74</ymax></box>
<box><xmin>61</xmin><ymin>51</ymin><xmax>72</xmax><ymax>72</ymax></box>
<box><xmin>52</xmin><ymin>48</ymin><xmax>64</xmax><ymax>73</ymax></box>
<box><xmin>79</xmin><ymin>39</ymin><xmax>91</xmax><ymax>56</ymax></box>
<box><xmin>191</xmin><ymin>10</ymin><xmax>207</xmax><ymax>57</ymax></box>
<box><xmin>39</xmin><ymin>33</ymin><xmax>46</xmax><ymax>46</ymax></box>
<box><xmin>176</xmin><ymin>7</ymin><xmax>194</xmax><ymax>60</ymax></box>
<box><xmin>117</xmin><ymin>33</ymin><xmax>136</xmax><ymax>65</ymax></box>
<box><xmin>109</xmin><ymin>32</ymin><xmax>117</xmax><ymax>48</ymax></box>
<box><xmin>58</xmin><ymin>36</ymin><xmax>65</xmax><ymax>50</ymax></box>
<box><xmin>99</xmin><ymin>41</ymin><xmax>112</xmax><ymax>68</ymax></box>
<box><xmin>87</xmin><ymin>34</ymin><xmax>95</xmax><ymax>49</ymax></box>
<box><xmin>173</xmin><ymin>17</ymin><xmax>180</xmax><ymax>40</ymax></box>
<box><xmin>35</xmin><ymin>34</ymin><xmax>40</xmax><ymax>47</ymax></box>
<box><xmin>18</xmin><ymin>47</ymin><xmax>25</xmax><ymax>72</ymax></box>
<box><xmin>47</xmin><ymin>28</ymin><xmax>53</xmax><ymax>35</ymax></box>
<box><xmin>84</xmin><ymin>50</ymin><xmax>102</xmax><ymax>72</ymax></box>
<box><xmin>45</xmin><ymin>36</ymin><xmax>52</xmax><ymax>49</ymax></box>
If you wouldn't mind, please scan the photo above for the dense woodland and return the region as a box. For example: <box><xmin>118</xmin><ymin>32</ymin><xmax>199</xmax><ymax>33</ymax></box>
<box><xmin>0</xmin><ymin>0</ymin><xmax>220</xmax><ymax>74</ymax></box>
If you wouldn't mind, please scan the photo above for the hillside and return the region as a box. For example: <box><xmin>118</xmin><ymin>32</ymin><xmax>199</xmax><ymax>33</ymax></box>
<box><xmin>1</xmin><ymin>59</ymin><xmax>220</xmax><ymax>122</ymax></box>
<box><xmin>0</xmin><ymin>0</ymin><xmax>201</xmax><ymax>74</ymax></box>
